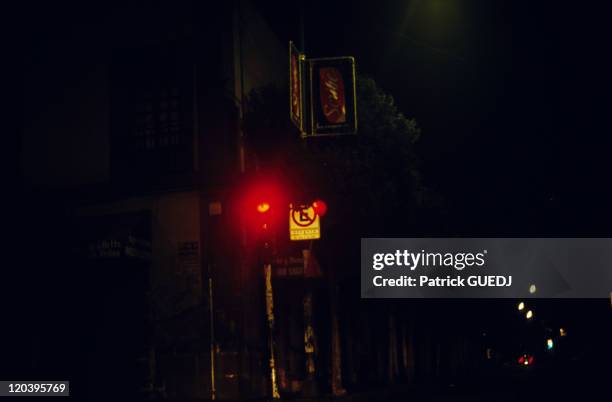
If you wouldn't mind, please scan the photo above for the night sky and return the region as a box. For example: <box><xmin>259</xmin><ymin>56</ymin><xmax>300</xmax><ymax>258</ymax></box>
<box><xmin>254</xmin><ymin>0</ymin><xmax>612</xmax><ymax>235</ymax></box>
<box><xmin>14</xmin><ymin>1</ymin><xmax>611</xmax><ymax>236</ymax></box>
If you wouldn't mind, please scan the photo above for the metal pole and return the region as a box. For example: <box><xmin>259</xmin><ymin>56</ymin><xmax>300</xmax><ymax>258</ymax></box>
<box><xmin>208</xmin><ymin>275</ymin><xmax>216</xmax><ymax>400</ymax></box>
<box><xmin>299</xmin><ymin>0</ymin><xmax>305</xmax><ymax>53</ymax></box>
<box><xmin>264</xmin><ymin>263</ymin><xmax>280</xmax><ymax>399</ymax></box>
<box><xmin>330</xmin><ymin>281</ymin><xmax>347</xmax><ymax>396</ymax></box>
<box><xmin>302</xmin><ymin>242</ymin><xmax>318</xmax><ymax>396</ymax></box>
<box><xmin>303</xmin><ymin>291</ymin><xmax>316</xmax><ymax>380</ymax></box>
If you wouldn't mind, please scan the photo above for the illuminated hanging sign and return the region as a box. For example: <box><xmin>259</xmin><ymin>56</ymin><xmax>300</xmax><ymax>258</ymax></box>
<box><xmin>289</xmin><ymin>41</ymin><xmax>305</xmax><ymax>133</ymax></box>
<box><xmin>307</xmin><ymin>57</ymin><xmax>357</xmax><ymax>136</ymax></box>
<box><xmin>289</xmin><ymin>204</ymin><xmax>321</xmax><ymax>241</ymax></box>
<box><xmin>319</xmin><ymin>67</ymin><xmax>346</xmax><ymax>124</ymax></box>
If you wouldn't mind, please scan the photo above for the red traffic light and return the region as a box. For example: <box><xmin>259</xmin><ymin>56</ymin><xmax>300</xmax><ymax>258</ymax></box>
<box><xmin>240</xmin><ymin>177</ymin><xmax>287</xmax><ymax>235</ymax></box>
<box><xmin>312</xmin><ymin>199</ymin><xmax>327</xmax><ymax>217</ymax></box>
<box><xmin>256</xmin><ymin>202</ymin><xmax>271</xmax><ymax>214</ymax></box>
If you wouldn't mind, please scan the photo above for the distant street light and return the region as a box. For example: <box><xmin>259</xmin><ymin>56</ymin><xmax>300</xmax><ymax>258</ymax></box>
<box><xmin>559</xmin><ymin>328</ymin><xmax>567</xmax><ymax>337</ymax></box>
<box><xmin>518</xmin><ymin>301</ymin><xmax>525</xmax><ymax>311</ymax></box>
<box><xmin>529</xmin><ymin>284</ymin><xmax>537</xmax><ymax>294</ymax></box>
<box><xmin>546</xmin><ymin>338</ymin><xmax>554</xmax><ymax>350</ymax></box>
<box><xmin>518</xmin><ymin>354</ymin><xmax>534</xmax><ymax>366</ymax></box>
<box><xmin>526</xmin><ymin>310</ymin><xmax>534</xmax><ymax>320</ymax></box>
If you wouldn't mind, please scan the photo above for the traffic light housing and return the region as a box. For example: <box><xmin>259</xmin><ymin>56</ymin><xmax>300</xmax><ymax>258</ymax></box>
<box><xmin>254</xmin><ymin>200</ymin><xmax>274</xmax><ymax>236</ymax></box>
<box><xmin>240</xmin><ymin>177</ymin><xmax>288</xmax><ymax>256</ymax></box>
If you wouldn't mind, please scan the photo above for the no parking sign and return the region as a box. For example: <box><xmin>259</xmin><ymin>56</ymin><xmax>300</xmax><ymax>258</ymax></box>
<box><xmin>289</xmin><ymin>205</ymin><xmax>320</xmax><ymax>241</ymax></box>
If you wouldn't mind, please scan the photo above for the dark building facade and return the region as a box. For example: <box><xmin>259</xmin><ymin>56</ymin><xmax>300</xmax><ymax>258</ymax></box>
<box><xmin>19</xmin><ymin>2</ymin><xmax>490</xmax><ymax>400</ymax></box>
<box><xmin>22</xmin><ymin>1</ymin><xmax>285</xmax><ymax>399</ymax></box>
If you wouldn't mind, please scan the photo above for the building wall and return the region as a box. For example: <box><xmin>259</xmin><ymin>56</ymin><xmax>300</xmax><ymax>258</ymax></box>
<box><xmin>23</xmin><ymin>46</ymin><xmax>111</xmax><ymax>188</ymax></box>
<box><xmin>235</xmin><ymin>0</ymin><xmax>286</xmax><ymax>97</ymax></box>
<box><xmin>22</xmin><ymin>1</ymin><xmax>286</xmax><ymax>398</ymax></box>
<box><xmin>22</xmin><ymin>1</ymin><xmax>285</xmax><ymax>193</ymax></box>
<box><xmin>77</xmin><ymin>191</ymin><xmax>202</xmax><ymax>318</ymax></box>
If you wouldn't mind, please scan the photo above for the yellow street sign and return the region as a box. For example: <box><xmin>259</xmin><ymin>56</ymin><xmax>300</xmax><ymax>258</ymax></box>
<box><xmin>289</xmin><ymin>205</ymin><xmax>320</xmax><ymax>241</ymax></box>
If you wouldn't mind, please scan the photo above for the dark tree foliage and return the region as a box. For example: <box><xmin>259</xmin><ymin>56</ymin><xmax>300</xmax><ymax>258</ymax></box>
<box><xmin>244</xmin><ymin>76</ymin><xmax>440</xmax><ymax>276</ymax></box>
